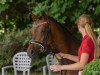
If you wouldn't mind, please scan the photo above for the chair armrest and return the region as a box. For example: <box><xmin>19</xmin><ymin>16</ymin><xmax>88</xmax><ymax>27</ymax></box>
<box><xmin>43</xmin><ymin>66</ymin><xmax>47</xmax><ymax>75</ymax></box>
<box><xmin>2</xmin><ymin>65</ymin><xmax>13</xmax><ymax>70</ymax></box>
<box><xmin>2</xmin><ymin>65</ymin><xmax>13</xmax><ymax>75</ymax></box>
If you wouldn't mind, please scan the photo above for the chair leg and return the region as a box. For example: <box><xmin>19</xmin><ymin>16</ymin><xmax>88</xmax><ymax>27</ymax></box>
<box><xmin>14</xmin><ymin>70</ymin><xmax>17</xmax><ymax>75</ymax></box>
<box><xmin>43</xmin><ymin>66</ymin><xmax>46</xmax><ymax>75</ymax></box>
<box><xmin>23</xmin><ymin>71</ymin><xmax>26</xmax><ymax>75</ymax></box>
<box><xmin>48</xmin><ymin>70</ymin><xmax>52</xmax><ymax>75</ymax></box>
<box><xmin>28</xmin><ymin>70</ymin><xmax>30</xmax><ymax>75</ymax></box>
<box><xmin>2</xmin><ymin>68</ymin><xmax>4</xmax><ymax>75</ymax></box>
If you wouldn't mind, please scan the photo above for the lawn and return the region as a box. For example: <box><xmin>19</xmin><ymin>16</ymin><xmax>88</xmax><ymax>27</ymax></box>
<box><xmin>0</xmin><ymin>69</ymin><xmax>43</xmax><ymax>75</ymax></box>
<box><xmin>0</xmin><ymin>71</ymin><xmax>43</xmax><ymax>75</ymax></box>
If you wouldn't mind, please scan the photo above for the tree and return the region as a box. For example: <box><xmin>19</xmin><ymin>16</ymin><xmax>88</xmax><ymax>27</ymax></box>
<box><xmin>0</xmin><ymin>0</ymin><xmax>100</xmax><ymax>35</ymax></box>
<box><xmin>0</xmin><ymin>0</ymin><xmax>36</xmax><ymax>33</ymax></box>
<box><xmin>33</xmin><ymin>0</ymin><xmax>100</xmax><ymax>35</ymax></box>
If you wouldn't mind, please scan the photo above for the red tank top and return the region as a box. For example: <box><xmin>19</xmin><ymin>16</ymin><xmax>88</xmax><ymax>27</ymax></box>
<box><xmin>78</xmin><ymin>35</ymin><xmax>94</xmax><ymax>64</ymax></box>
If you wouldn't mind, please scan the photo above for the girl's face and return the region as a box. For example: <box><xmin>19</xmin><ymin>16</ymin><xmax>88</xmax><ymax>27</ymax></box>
<box><xmin>77</xmin><ymin>25</ymin><xmax>84</xmax><ymax>34</ymax></box>
<box><xmin>76</xmin><ymin>17</ymin><xmax>86</xmax><ymax>33</ymax></box>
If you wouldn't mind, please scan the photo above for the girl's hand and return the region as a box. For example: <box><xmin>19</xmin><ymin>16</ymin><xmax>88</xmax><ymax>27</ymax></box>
<box><xmin>55</xmin><ymin>53</ymin><xmax>66</xmax><ymax>59</ymax></box>
<box><xmin>50</xmin><ymin>65</ymin><xmax>62</xmax><ymax>71</ymax></box>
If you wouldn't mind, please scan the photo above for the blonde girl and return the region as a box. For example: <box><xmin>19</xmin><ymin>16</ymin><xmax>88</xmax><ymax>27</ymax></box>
<box><xmin>50</xmin><ymin>14</ymin><xmax>100</xmax><ymax>72</ymax></box>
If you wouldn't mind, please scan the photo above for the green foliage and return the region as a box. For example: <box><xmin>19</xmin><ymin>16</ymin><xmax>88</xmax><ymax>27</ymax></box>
<box><xmin>4</xmin><ymin>69</ymin><xmax>14</xmax><ymax>75</ymax></box>
<box><xmin>95</xmin><ymin>5</ymin><xmax>100</xmax><ymax>15</ymax></box>
<box><xmin>32</xmin><ymin>0</ymin><xmax>100</xmax><ymax>35</ymax></box>
<box><xmin>0</xmin><ymin>0</ymin><xmax>12</xmax><ymax>4</ymax></box>
<box><xmin>0</xmin><ymin>0</ymin><xmax>7</xmax><ymax>4</ymax></box>
<box><xmin>82</xmin><ymin>59</ymin><xmax>100</xmax><ymax>75</ymax></box>
<box><xmin>0</xmin><ymin>28</ymin><xmax>31</xmax><ymax>68</ymax></box>
<box><xmin>0</xmin><ymin>0</ymin><xmax>12</xmax><ymax>13</ymax></box>
<box><xmin>0</xmin><ymin>4</ymin><xmax>9</xmax><ymax>13</ymax></box>
<box><xmin>31</xmin><ymin>57</ymin><xmax>46</xmax><ymax>67</ymax></box>
<box><xmin>0</xmin><ymin>0</ymin><xmax>36</xmax><ymax>32</ymax></box>
<box><xmin>33</xmin><ymin>0</ymin><xmax>100</xmax><ymax>23</ymax></box>
<box><xmin>33</xmin><ymin>0</ymin><xmax>70</xmax><ymax>23</ymax></box>
<box><xmin>0</xmin><ymin>0</ymin><xmax>100</xmax><ymax>35</ymax></box>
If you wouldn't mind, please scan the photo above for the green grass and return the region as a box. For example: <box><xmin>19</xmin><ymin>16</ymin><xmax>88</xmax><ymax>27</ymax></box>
<box><xmin>0</xmin><ymin>72</ymin><xmax>43</xmax><ymax>75</ymax></box>
<box><xmin>0</xmin><ymin>70</ymin><xmax>43</xmax><ymax>75</ymax></box>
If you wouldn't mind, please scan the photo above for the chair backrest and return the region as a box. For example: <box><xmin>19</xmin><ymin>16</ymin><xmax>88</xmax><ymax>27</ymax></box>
<box><xmin>13</xmin><ymin>52</ymin><xmax>31</xmax><ymax>71</ymax></box>
<box><xmin>46</xmin><ymin>54</ymin><xmax>59</xmax><ymax>69</ymax></box>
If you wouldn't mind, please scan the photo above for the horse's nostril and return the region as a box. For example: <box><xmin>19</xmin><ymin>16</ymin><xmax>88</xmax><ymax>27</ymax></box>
<box><xmin>27</xmin><ymin>48</ymin><xmax>39</xmax><ymax>59</ymax></box>
<box><xmin>27</xmin><ymin>49</ymin><xmax>34</xmax><ymax>58</ymax></box>
<box><xmin>31</xmin><ymin>50</ymin><xmax>34</xmax><ymax>54</ymax></box>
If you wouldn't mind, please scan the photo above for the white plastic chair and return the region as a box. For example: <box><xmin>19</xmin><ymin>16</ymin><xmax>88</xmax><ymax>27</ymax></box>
<box><xmin>2</xmin><ymin>52</ymin><xmax>31</xmax><ymax>75</ymax></box>
<box><xmin>43</xmin><ymin>54</ymin><xmax>59</xmax><ymax>75</ymax></box>
<box><xmin>78</xmin><ymin>71</ymin><xmax>83</xmax><ymax>75</ymax></box>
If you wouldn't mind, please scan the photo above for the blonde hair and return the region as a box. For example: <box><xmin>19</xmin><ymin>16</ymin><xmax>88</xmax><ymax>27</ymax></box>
<box><xmin>76</xmin><ymin>14</ymin><xmax>100</xmax><ymax>58</ymax></box>
<box><xmin>97</xmin><ymin>35</ymin><xmax>100</xmax><ymax>58</ymax></box>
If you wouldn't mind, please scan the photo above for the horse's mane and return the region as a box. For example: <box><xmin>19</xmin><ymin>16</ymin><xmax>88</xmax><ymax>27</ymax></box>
<box><xmin>48</xmin><ymin>16</ymin><xmax>80</xmax><ymax>43</ymax></box>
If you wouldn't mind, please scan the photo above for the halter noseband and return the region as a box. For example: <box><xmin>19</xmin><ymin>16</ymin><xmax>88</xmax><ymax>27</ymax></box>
<box><xmin>30</xmin><ymin>18</ymin><xmax>51</xmax><ymax>52</ymax></box>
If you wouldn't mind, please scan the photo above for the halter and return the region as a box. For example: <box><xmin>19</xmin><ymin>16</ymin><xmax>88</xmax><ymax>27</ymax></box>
<box><xmin>30</xmin><ymin>18</ymin><xmax>52</xmax><ymax>53</ymax></box>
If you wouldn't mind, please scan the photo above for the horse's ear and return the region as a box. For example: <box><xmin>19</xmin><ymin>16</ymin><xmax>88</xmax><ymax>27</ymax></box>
<box><xmin>41</xmin><ymin>11</ymin><xmax>48</xmax><ymax>20</ymax></box>
<box><xmin>31</xmin><ymin>13</ymin><xmax>39</xmax><ymax>21</ymax></box>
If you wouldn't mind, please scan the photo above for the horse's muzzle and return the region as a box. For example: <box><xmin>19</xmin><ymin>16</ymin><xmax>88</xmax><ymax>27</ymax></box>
<box><xmin>27</xmin><ymin>48</ymin><xmax>39</xmax><ymax>59</ymax></box>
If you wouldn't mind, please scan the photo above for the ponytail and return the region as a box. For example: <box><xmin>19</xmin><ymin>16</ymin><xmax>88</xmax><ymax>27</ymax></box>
<box><xmin>96</xmin><ymin>35</ymin><xmax>100</xmax><ymax>58</ymax></box>
<box><xmin>76</xmin><ymin>14</ymin><xmax>100</xmax><ymax>58</ymax></box>
<box><xmin>85</xmin><ymin>23</ymin><xmax>100</xmax><ymax>58</ymax></box>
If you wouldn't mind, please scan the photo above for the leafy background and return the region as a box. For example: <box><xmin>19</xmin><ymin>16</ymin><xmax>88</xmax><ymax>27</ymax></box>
<box><xmin>0</xmin><ymin>0</ymin><xmax>100</xmax><ymax>73</ymax></box>
<box><xmin>82</xmin><ymin>59</ymin><xmax>100</xmax><ymax>75</ymax></box>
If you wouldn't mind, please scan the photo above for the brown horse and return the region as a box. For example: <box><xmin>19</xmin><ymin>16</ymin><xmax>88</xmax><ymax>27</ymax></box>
<box><xmin>27</xmin><ymin>12</ymin><xmax>80</xmax><ymax>75</ymax></box>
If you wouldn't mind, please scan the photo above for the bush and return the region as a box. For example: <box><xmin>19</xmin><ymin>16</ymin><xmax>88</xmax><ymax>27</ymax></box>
<box><xmin>0</xmin><ymin>28</ymin><xmax>31</xmax><ymax>68</ymax></box>
<box><xmin>82</xmin><ymin>59</ymin><xmax>100</xmax><ymax>75</ymax></box>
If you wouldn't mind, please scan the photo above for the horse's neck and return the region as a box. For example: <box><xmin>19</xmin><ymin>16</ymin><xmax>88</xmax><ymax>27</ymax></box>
<box><xmin>50</xmin><ymin>21</ymin><xmax>79</xmax><ymax>54</ymax></box>
<box><xmin>50</xmin><ymin>22</ymin><xmax>70</xmax><ymax>53</ymax></box>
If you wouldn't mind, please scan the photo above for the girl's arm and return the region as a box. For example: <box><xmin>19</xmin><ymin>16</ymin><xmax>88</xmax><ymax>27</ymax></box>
<box><xmin>50</xmin><ymin>53</ymin><xmax>89</xmax><ymax>71</ymax></box>
<box><xmin>55</xmin><ymin>53</ymin><xmax>78</xmax><ymax>62</ymax></box>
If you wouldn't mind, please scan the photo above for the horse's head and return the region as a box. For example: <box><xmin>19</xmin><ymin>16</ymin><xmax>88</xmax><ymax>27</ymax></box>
<box><xmin>27</xmin><ymin>12</ymin><xmax>55</xmax><ymax>58</ymax></box>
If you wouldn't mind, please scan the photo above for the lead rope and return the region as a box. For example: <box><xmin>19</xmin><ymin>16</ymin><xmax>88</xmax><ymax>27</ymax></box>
<box><xmin>57</xmin><ymin>54</ymin><xmax>67</xmax><ymax>75</ymax></box>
